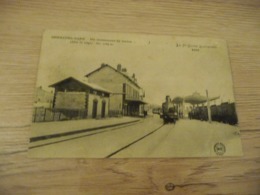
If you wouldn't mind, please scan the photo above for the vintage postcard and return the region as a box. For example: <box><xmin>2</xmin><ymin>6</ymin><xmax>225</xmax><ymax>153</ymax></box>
<box><xmin>28</xmin><ymin>30</ymin><xmax>243</xmax><ymax>158</ymax></box>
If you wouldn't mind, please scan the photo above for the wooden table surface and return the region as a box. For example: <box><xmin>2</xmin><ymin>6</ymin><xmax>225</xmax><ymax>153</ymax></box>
<box><xmin>0</xmin><ymin>1</ymin><xmax>259</xmax><ymax>194</ymax></box>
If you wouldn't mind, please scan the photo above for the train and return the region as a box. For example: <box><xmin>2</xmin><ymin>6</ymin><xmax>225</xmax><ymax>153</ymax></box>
<box><xmin>188</xmin><ymin>102</ymin><xmax>238</xmax><ymax>125</ymax></box>
<box><xmin>160</xmin><ymin>94</ymin><xmax>238</xmax><ymax>125</ymax></box>
<box><xmin>161</xmin><ymin>96</ymin><xmax>179</xmax><ymax>124</ymax></box>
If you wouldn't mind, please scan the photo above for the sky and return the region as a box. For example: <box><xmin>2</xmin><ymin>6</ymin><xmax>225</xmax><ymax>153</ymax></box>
<box><xmin>36</xmin><ymin>30</ymin><xmax>236</xmax><ymax>105</ymax></box>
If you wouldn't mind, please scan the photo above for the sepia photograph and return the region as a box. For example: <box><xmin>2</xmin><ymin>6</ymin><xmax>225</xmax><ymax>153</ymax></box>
<box><xmin>28</xmin><ymin>30</ymin><xmax>243</xmax><ymax>158</ymax></box>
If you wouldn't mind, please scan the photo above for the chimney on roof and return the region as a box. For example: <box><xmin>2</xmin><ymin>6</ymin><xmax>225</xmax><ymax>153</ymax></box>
<box><xmin>166</xmin><ymin>95</ymin><xmax>171</xmax><ymax>103</ymax></box>
<box><xmin>101</xmin><ymin>63</ymin><xmax>106</xmax><ymax>67</ymax></box>
<box><xmin>122</xmin><ymin>68</ymin><xmax>127</xmax><ymax>72</ymax></box>
<box><xmin>117</xmin><ymin>64</ymin><xmax>122</xmax><ymax>71</ymax></box>
<box><xmin>132</xmin><ymin>73</ymin><xmax>137</xmax><ymax>82</ymax></box>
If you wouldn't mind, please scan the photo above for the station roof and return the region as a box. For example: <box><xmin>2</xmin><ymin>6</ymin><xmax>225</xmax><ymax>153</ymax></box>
<box><xmin>49</xmin><ymin>77</ymin><xmax>111</xmax><ymax>94</ymax></box>
<box><xmin>85</xmin><ymin>64</ymin><xmax>141</xmax><ymax>89</ymax></box>
<box><xmin>172</xmin><ymin>92</ymin><xmax>219</xmax><ymax>104</ymax></box>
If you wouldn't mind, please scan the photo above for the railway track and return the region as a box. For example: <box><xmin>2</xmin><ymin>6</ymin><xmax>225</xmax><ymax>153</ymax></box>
<box><xmin>29</xmin><ymin>119</ymin><xmax>166</xmax><ymax>159</ymax></box>
<box><xmin>29</xmin><ymin>120</ymin><xmax>143</xmax><ymax>149</ymax></box>
<box><xmin>106</xmin><ymin>124</ymin><xmax>165</xmax><ymax>158</ymax></box>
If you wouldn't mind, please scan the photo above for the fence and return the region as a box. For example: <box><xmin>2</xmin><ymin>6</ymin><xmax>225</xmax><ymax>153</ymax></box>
<box><xmin>33</xmin><ymin>107</ymin><xmax>88</xmax><ymax>122</ymax></box>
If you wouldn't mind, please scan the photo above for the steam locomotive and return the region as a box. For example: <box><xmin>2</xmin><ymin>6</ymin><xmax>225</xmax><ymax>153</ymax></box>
<box><xmin>161</xmin><ymin>95</ymin><xmax>179</xmax><ymax>124</ymax></box>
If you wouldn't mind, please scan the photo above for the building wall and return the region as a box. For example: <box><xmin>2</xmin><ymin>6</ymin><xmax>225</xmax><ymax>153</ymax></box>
<box><xmin>88</xmin><ymin>66</ymin><xmax>145</xmax><ymax>116</ymax></box>
<box><xmin>124</xmin><ymin>81</ymin><xmax>143</xmax><ymax>101</ymax></box>
<box><xmin>55</xmin><ymin>92</ymin><xmax>87</xmax><ymax>109</ymax></box>
<box><xmin>109</xmin><ymin>94</ymin><xmax>123</xmax><ymax>112</ymax></box>
<box><xmin>88</xmin><ymin>66</ymin><xmax>126</xmax><ymax>113</ymax></box>
<box><xmin>88</xmin><ymin>66</ymin><xmax>125</xmax><ymax>93</ymax></box>
<box><xmin>123</xmin><ymin>77</ymin><xmax>144</xmax><ymax>116</ymax></box>
<box><xmin>88</xmin><ymin>94</ymin><xmax>109</xmax><ymax>118</ymax></box>
<box><xmin>54</xmin><ymin>91</ymin><xmax>109</xmax><ymax>118</ymax></box>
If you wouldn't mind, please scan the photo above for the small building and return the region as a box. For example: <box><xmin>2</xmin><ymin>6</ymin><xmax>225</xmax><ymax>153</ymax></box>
<box><xmin>33</xmin><ymin>86</ymin><xmax>54</xmax><ymax>122</ymax></box>
<box><xmin>49</xmin><ymin>77</ymin><xmax>110</xmax><ymax>119</ymax></box>
<box><xmin>86</xmin><ymin>64</ymin><xmax>146</xmax><ymax>117</ymax></box>
<box><xmin>34</xmin><ymin>86</ymin><xmax>54</xmax><ymax>108</ymax></box>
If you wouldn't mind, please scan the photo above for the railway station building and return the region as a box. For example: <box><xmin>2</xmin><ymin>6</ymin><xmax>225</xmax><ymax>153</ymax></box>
<box><xmin>49</xmin><ymin>77</ymin><xmax>110</xmax><ymax>119</ymax></box>
<box><xmin>85</xmin><ymin>64</ymin><xmax>146</xmax><ymax>117</ymax></box>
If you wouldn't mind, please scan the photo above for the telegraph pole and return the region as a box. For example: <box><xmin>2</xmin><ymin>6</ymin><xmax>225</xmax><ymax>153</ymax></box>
<box><xmin>206</xmin><ymin>90</ymin><xmax>212</xmax><ymax>123</ymax></box>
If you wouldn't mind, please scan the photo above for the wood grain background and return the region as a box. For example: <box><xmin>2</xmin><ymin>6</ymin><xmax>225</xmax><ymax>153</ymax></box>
<box><xmin>0</xmin><ymin>1</ymin><xmax>259</xmax><ymax>194</ymax></box>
